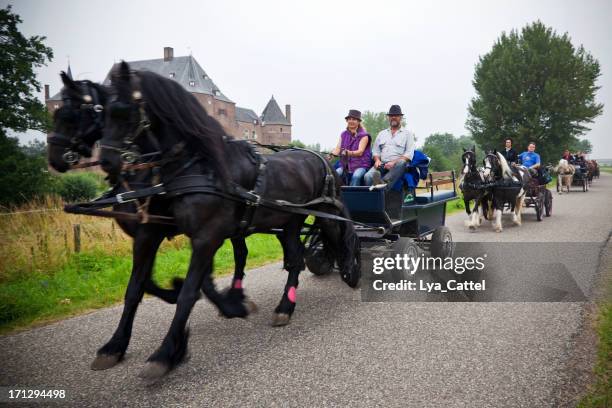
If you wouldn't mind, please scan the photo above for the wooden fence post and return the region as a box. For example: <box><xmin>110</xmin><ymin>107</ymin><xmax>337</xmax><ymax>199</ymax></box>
<box><xmin>73</xmin><ymin>224</ymin><xmax>81</xmax><ymax>253</ymax></box>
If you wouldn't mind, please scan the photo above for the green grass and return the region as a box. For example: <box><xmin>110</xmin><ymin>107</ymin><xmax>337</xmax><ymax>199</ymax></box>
<box><xmin>599</xmin><ymin>166</ymin><xmax>612</xmax><ymax>174</ymax></box>
<box><xmin>0</xmin><ymin>234</ymin><xmax>282</xmax><ymax>334</ymax></box>
<box><xmin>578</xmin><ymin>285</ymin><xmax>612</xmax><ymax>407</ymax></box>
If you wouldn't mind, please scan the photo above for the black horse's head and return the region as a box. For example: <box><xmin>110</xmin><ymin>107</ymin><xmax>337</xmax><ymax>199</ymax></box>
<box><xmin>98</xmin><ymin>62</ymin><xmax>148</xmax><ymax>180</ymax></box>
<box><xmin>100</xmin><ymin>61</ymin><xmax>229</xmax><ymax>184</ymax></box>
<box><xmin>483</xmin><ymin>150</ymin><xmax>501</xmax><ymax>180</ymax></box>
<box><xmin>461</xmin><ymin>145</ymin><xmax>477</xmax><ymax>175</ymax></box>
<box><xmin>47</xmin><ymin>72</ymin><xmax>107</xmax><ymax>172</ymax></box>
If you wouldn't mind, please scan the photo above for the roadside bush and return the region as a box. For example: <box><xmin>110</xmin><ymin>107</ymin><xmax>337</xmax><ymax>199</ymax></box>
<box><xmin>56</xmin><ymin>173</ymin><xmax>98</xmax><ymax>202</ymax></box>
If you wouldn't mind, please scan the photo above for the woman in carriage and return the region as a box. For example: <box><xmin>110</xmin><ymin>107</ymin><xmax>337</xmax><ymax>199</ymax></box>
<box><xmin>330</xmin><ymin>109</ymin><xmax>372</xmax><ymax>186</ymax></box>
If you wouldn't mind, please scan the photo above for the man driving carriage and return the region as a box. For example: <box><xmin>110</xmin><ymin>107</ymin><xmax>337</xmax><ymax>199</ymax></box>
<box><xmin>330</xmin><ymin>109</ymin><xmax>372</xmax><ymax>186</ymax></box>
<box><xmin>518</xmin><ymin>141</ymin><xmax>541</xmax><ymax>176</ymax></box>
<box><xmin>364</xmin><ymin>105</ymin><xmax>416</xmax><ymax>189</ymax></box>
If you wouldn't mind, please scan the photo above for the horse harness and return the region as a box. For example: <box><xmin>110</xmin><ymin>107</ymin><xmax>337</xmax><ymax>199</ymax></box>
<box><xmin>67</xmin><ymin>76</ymin><xmax>353</xmax><ymax>233</ymax></box>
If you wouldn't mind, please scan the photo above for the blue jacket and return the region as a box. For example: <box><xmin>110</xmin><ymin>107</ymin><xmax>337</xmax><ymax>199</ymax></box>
<box><xmin>392</xmin><ymin>150</ymin><xmax>431</xmax><ymax>191</ymax></box>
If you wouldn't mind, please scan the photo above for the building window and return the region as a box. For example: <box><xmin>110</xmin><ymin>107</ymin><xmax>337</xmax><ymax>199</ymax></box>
<box><xmin>189</xmin><ymin>80</ymin><xmax>195</xmax><ymax>87</ymax></box>
<box><xmin>53</xmin><ymin>104</ymin><xmax>59</xmax><ymax>110</ymax></box>
<box><xmin>218</xmin><ymin>108</ymin><xmax>227</xmax><ymax>116</ymax></box>
<box><xmin>280</xmin><ymin>127</ymin><xmax>283</xmax><ymax>133</ymax></box>
<box><xmin>203</xmin><ymin>75</ymin><xmax>209</xmax><ymax>80</ymax></box>
<box><xmin>252</xmin><ymin>131</ymin><xmax>257</xmax><ymax>139</ymax></box>
<box><xmin>169</xmin><ymin>72</ymin><xmax>175</xmax><ymax>78</ymax></box>
<box><xmin>214</xmin><ymin>90</ymin><xmax>220</xmax><ymax>96</ymax></box>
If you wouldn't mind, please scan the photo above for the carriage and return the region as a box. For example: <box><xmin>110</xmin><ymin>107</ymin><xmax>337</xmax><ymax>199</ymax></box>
<box><xmin>523</xmin><ymin>175</ymin><xmax>553</xmax><ymax>221</ymax></box>
<box><xmin>305</xmin><ymin>169</ymin><xmax>457</xmax><ymax>276</ymax></box>
<box><xmin>564</xmin><ymin>163</ymin><xmax>589</xmax><ymax>192</ymax></box>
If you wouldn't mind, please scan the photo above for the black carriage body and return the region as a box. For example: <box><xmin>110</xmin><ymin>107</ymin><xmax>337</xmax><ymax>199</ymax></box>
<box><xmin>340</xmin><ymin>171</ymin><xmax>457</xmax><ymax>241</ymax></box>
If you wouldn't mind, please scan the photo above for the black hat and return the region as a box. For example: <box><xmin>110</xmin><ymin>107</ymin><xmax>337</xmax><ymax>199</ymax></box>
<box><xmin>387</xmin><ymin>105</ymin><xmax>403</xmax><ymax>116</ymax></box>
<box><xmin>345</xmin><ymin>109</ymin><xmax>362</xmax><ymax>121</ymax></box>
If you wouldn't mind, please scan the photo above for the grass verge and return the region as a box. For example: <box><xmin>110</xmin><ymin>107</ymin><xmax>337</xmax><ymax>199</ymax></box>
<box><xmin>577</xmin><ymin>244</ymin><xmax>612</xmax><ymax>407</ymax></box>
<box><xmin>0</xmin><ymin>234</ymin><xmax>282</xmax><ymax>334</ymax></box>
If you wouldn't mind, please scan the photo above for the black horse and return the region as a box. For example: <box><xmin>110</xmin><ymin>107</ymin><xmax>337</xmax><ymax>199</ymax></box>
<box><xmin>482</xmin><ymin>151</ymin><xmax>530</xmax><ymax>232</ymax></box>
<box><xmin>47</xmin><ymin>74</ymin><xmax>253</xmax><ymax>370</ymax></box>
<box><xmin>47</xmin><ymin>74</ymin><xmax>188</xmax><ymax>307</ymax></box>
<box><xmin>98</xmin><ymin>62</ymin><xmax>359</xmax><ymax>379</ymax></box>
<box><xmin>459</xmin><ymin>147</ymin><xmax>490</xmax><ymax>230</ymax></box>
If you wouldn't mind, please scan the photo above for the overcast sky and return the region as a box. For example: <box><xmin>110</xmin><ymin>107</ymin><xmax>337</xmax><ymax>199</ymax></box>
<box><xmin>6</xmin><ymin>0</ymin><xmax>612</xmax><ymax>158</ymax></box>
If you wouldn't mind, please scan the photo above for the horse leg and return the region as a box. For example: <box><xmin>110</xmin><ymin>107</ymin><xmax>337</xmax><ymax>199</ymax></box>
<box><xmin>272</xmin><ymin>218</ymin><xmax>306</xmax><ymax>327</ymax></box>
<box><xmin>91</xmin><ymin>226</ymin><xmax>165</xmax><ymax>370</ymax></box>
<box><xmin>463</xmin><ymin>197</ymin><xmax>474</xmax><ymax>228</ymax></box>
<box><xmin>220</xmin><ymin>237</ymin><xmax>252</xmax><ymax>308</ymax></box>
<box><xmin>140</xmin><ymin>234</ymin><xmax>227</xmax><ymax>380</ymax></box>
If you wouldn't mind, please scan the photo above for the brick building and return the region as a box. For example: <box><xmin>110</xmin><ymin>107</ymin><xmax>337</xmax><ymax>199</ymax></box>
<box><xmin>45</xmin><ymin>47</ymin><xmax>291</xmax><ymax>145</ymax></box>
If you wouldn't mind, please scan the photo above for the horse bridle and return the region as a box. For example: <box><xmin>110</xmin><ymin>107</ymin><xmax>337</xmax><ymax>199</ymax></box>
<box><xmin>99</xmin><ymin>74</ymin><xmax>164</xmax><ymax>165</ymax></box>
<box><xmin>47</xmin><ymin>81</ymin><xmax>105</xmax><ymax>165</ymax></box>
<box><xmin>483</xmin><ymin>153</ymin><xmax>499</xmax><ymax>181</ymax></box>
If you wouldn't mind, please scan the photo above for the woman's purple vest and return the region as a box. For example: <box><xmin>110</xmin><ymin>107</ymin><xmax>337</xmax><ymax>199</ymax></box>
<box><xmin>340</xmin><ymin>128</ymin><xmax>372</xmax><ymax>172</ymax></box>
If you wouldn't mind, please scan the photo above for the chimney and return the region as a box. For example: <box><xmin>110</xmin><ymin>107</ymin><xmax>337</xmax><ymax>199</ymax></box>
<box><xmin>285</xmin><ymin>104</ymin><xmax>291</xmax><ymax>124</ymax></box>
<box><xmin>44</xmin><ymin>84</ymin><xmax>50</xmax><ymax>101</ymax></box>
<box><xmin>164</xmin><ymin>47</ymin><xmax>174</xmax><ymax>61</ymax></box>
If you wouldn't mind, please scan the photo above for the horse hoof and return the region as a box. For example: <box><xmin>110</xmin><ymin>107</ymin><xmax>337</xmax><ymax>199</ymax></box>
<box><xmin>271</xmin><ymin>313</ymin><xmax>291</xmax><ymax>327</ymax></box>
<box><xmin>139</xmin><ymin>361</ymin><xmax>169</xmax><ymax>380</ymax></box>
<box><xmin>91</xmin><ymin>353</ymin><xmax>122</xmax><ymax>371</ymax></box>
<box><xmin>246</xmin><ymin>300</ymin><xmax>258</xmax><ymax>314</ymax></box>
<box><xmin>469</xmin><ymin>224</ymin><xmax>476</xmax><ymax>231</ymax></box>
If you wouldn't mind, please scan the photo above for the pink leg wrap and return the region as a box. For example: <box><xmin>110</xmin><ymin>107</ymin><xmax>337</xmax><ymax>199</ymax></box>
<box><xmin>287</xmin><ymin>286</ymin><xmax>297</xmax><ymax>303</ymax></box>
<box><xmin>233</xmin><ymin>279</ymin><xmax>242</xmax><ymax>289</ymax></box>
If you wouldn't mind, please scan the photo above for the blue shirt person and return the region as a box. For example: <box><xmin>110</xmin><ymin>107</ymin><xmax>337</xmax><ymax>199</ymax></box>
<box><xmin>518</xmin><ymin>142</ymin><xmax>541</xmax><ymax>174</ymax></box>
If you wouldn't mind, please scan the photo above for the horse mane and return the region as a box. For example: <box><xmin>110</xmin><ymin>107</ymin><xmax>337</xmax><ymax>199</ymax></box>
<box><xmin>136</xmin><ymin>70</ymin><xmax>230</xmax><ymax>183</ymax></box>
<box><xmin>496</xmin><ymin>151</ymin><xmax>515</xmax><ymax>180</ymax></box>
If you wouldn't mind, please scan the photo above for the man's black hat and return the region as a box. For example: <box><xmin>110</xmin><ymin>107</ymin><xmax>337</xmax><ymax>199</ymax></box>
<box><xmin>387</xmin><ymin>105</ymin><xmax>403</xmax><ymax>116</ymax></box>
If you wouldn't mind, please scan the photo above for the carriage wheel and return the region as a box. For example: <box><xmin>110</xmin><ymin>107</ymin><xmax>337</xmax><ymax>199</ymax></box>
<box><xmin>389</xmin><ymin>238</ymin><xmax>421</xmax><ymax>281</ymax></box>
<box><xmin>431</xmin><ymin>226</ymin><xmax>454</xmax><ymax>259</ymax></box>
<box><xmin>304</xmin><ymin>235</ymin><xmax>334</xmax><ymax>276</ymax></box>
<box><xmin>544</xmin><ymin>190</ymin><xmax>552</xmax><ymax>217</ymax></box>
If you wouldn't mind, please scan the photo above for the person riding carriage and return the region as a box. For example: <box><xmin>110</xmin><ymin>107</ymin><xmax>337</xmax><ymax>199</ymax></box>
<box><xmin>330</xmin><ymin>109</ymin><xmax>372</xmax><ymax>186</ymax></box>
<box><xmin>500</xmin><ymin>137</ymin><xmax>518</xmax><ymax>164</ymax></box>
<box><xmin>364</xmin><ymin>105</ymin><xmax>416</xmax><ymax>189</ymax></box>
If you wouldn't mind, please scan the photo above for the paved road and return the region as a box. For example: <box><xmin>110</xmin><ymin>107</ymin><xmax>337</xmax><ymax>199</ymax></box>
<box><xmin>1</xmin><ymin>174</ymin><xmax>610</xmax><ymax>407</ymax></box>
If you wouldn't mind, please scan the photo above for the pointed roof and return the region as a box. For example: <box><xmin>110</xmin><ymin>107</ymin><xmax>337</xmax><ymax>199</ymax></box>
<box><xmin>236</xmin><ymin>107</ymin><xmax>260</xmax><ymax>124</ymax></box>
<box><xmin>102</xmin><ymin>55</ymin><xmax>233</xmax><ymax>103</ymax></box>
<box><xmin>261</xmin><ymin>96</ymin><xmax>290</xmax><ymax>125</ymax></box>
<box><xmin>48</xmin><ymin>63</ymin><xmax>74</xmax><ymax>101</ymax></box>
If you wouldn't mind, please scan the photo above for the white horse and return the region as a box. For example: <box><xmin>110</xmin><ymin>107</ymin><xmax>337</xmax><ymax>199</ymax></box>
<box><xmin>555</xmin><ymin>159</ymin><xmax>574</xmax><ymax>194</ymax></box>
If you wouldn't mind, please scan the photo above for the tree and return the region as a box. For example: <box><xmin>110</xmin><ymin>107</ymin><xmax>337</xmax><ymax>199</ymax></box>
<box><xmin>423</xmin><ymin>133</ymin><xmax>459</xmax><ymax>157</ymax></box>
<box><xmin>288</xmin><ymin>139</ymin><xmax>306</xmax><ymax>148</ymax></box>
<box><xmin>568</xmin><ymin>138</ymin><xmax>593</xmax><ymax>154</ymax></box>
<box><xmin>0</xmin><ymin>133</ymin><xmax>56</xmax><ymax>208</ymax></box>
<box><xmin>466</xmin><ymin>21</ymin><xmax>603</xmax><ymax>164</ymax></box>
<box><xmin>362</xmin><ymin>111</ymin><xmax>388</xmax><ymax>143</ymax></box>
<box><xmin>288</xmin><ymin>139</ymin><xmax>321</xmax><ymax>151</ymax></box>
<box><xmin>422</xmin><ymin>132</ymin><xmax>473</xmax><ymax>173</ymax></box>
<box><xmin>0</xmin><ymin>5</ymin><xmax>54</xmax><ymax>135</ymax></box>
